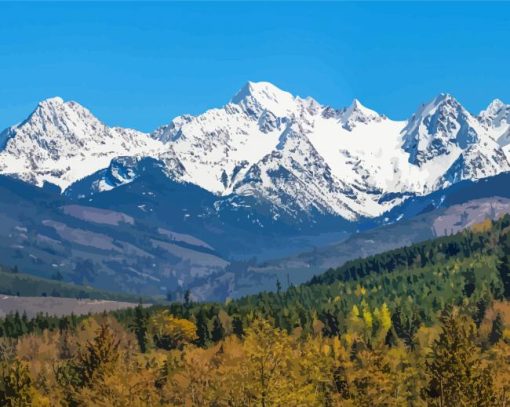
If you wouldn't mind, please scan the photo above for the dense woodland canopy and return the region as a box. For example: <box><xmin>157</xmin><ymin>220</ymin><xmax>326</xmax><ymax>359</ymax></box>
<box><xmin>1</xmin><ymin>215</ymin><xmax>510</xmax><ymax>405</ymax></box>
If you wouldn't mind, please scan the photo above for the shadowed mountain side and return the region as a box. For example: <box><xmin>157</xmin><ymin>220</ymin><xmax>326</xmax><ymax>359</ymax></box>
<box><xmin>0</xmin><ymin>175</ymin><xmax>229</xmax><ymax>297</ymax></box>
<box><xmin>66</xmin><ymin>157</ymin><xmax>354</xmax><ymax>260</ymax></box>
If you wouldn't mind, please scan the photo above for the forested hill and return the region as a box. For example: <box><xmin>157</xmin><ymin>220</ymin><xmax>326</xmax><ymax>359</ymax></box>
<box><xmin>309</xmin><ymin>215</ymin><xmax>508</xmax><ymax>287</ymax></box>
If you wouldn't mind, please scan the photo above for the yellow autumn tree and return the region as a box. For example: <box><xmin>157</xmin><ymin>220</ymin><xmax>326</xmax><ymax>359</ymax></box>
<box><xmin>374</xmin><ymin>303</ymin><xmax>392</xmax><ymax>344</ymax></box>
<box><xmin>149</xmin><ymin>310</ymin><xmax>197</xmax><ymax>350</ymax></box>
<box><xmin>241</xmin><ymin>318</ymin><xmax>300</xmax><ymax>406</ymax></box>
<box><xmin>160</xmin><ymin>345</ymin><xmax>222</xmax><ymax>406</ymax></box>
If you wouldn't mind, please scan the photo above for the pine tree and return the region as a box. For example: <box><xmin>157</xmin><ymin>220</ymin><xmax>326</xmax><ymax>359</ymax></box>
<box><xmin>132</xmin><ymin>302</ymin><xmax>148</xmax><ymax>353</ymax></box>
<box><xmin>58</xmin><ymin>331</ymin><xmax>73</xmax><ymax>360</ymax></box>
<box><xmin>473</xmin><ymin>296</ymin><xmax>490</xmax><ymax>328</ymax></box>
<box><xmin>211</xmin><ymin>316</ymin><xmax>225</xmax><ymax>342</ymax></box>
<box><xmin>392</xmin><ymin>307</ymin><xmax>420</xmax><ymax>348</ymax></box>
<box><xmin>322</xmin><ymin>311</ymin><xmax>339</xmax><ymax>337</ymax></box>
<box><xmin>232</xmin><ymin>316</ymin><xmax>244</xmax><ymax>338</ymax></box>
<box><xmin>426</xmin><ymin>308</ymin><xmax>496</xmax><ymax>406</ymax></box>
<box><xmin>184</xmin><ymin>289</ymin><xmax>191</xmax><ymax>307</ymax></box>
<box><xmin>72</xmin><ymin>322</ymin><xmax>120</xmax><ymax>388</ymax></box>
<box><xmin>195</xmin><ymin>309</ymin><xmax>211</xmax><ymax>347</ymax></box>
<box><xmin>489</xmin><ymin>313</ymin><xmax>504</xmax><ymax>345</ymax></box>
<box><xmin>183</xmin><ymin>290</ymin><xmax>192</xmax><ymax>318</ymax></box>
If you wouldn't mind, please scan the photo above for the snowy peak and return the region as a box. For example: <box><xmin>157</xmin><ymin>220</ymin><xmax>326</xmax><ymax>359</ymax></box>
<box><xmin>401</xmin><ymin>93</ymin><xmax>510</xmax><ymax>188</ymax></box>
<box><xmin>36</xmin><ymin>96</ymin><xmax>64</xmax><ymax>108</ymax></box>
<box><xmin>20</xmin><ymin>96</ymin><xmax>104</xmax><ymax>142</ymax></box>
<box><xmin>150</xmin><ymin>82</ymin><xmax>302</xmax><ymax>194</ymax></box>
<box><xmin>339</xmin><ymin>99</ymin><xmax>383</xmax><ymax>130</ymax></box>
<box><xmin>402</xmin><ymin>93</ymin><xmax>482</xmax><ymax>166</ymax></box>
<box><xmin>478</xmin><ymin>98</ymin><xmax>510</xmax><ymax>146</ymax></box>
<box><xmin>479</xmin><ymin>98</ymin><xmax>506</xmax><ymax>120</ymax></box>
<box><xmin>230</xmin><ymin>121</ymin><xmax>362</xmax><ymax>220</ymax></box>
<box><xmin>439</xmin><ymin>141</ymin><xmax>510</xmax><ymax>188</ymax></box>
<box><xmin>230</xmin><ymin>81</ymin><xmax>298</xmax><ymax>118</ymax></box>
<box><xmin>0</xmin><ymin>97</ymin><xmax>165</xmax><ymax>190</ymax></box>
<box><xmin>0</xmin><ymin>96</ymin><xmax>107</xmax><ymax>160</ymax></box>
<box><xmin>479</xmin><ymin>98</ymin><xmax>509</xmax><ymax>128</ymax></box>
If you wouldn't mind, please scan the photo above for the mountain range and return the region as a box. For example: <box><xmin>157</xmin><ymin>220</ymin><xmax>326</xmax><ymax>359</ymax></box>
<box><xmin>1</xmin><ymin>81</ymin><xmax>510</xmax><ymax>299</ymax></box>
<box><xmin>2</xmin><ymin>82</ymin><xmax>510</xmax><ymax>220</ymax></box>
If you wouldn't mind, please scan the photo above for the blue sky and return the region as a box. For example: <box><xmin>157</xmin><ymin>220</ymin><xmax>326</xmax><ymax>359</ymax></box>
<box><xmin>1</xmin><ymin>2</ymin><xmax>509</xmax><ymax>132</ymax></box>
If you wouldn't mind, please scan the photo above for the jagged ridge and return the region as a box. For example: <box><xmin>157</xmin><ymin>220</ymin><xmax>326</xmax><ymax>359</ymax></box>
<box><xmin>1</xmin><ymin>82</ymin><xmax>509</xmax><ymax>222</ymax></box>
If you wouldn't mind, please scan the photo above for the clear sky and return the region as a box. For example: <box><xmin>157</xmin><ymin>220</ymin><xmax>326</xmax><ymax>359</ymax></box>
<box><xmin>1</xmin><ymin>2</ymin><xmax>509</xmax><ymax>132</ymax></box>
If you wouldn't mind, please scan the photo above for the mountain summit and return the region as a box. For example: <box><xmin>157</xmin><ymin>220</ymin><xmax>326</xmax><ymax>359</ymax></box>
<box><xmin>339</xmin><ymin>99</ymin><xmax>384</xmax><ymax>130</ymax></box>
<box><xmin>230</xmin><ymin>81</ymin><xmax>298</xmax><ymax>118</ymax></box>
<box><xmin>479</xmin><ymin>98</ymin><xmax>510</xmax><ymax>145</ymax></box>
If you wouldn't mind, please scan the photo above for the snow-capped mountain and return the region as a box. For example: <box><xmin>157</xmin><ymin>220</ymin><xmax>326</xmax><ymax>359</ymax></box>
<box><xmin>478</xmin><ymin>99</ymin><xmax>510</xmax><ymax>148</ymax></box>
<box><xmin>402</xmin><ymin>93</ymin><xmax>481</xmax><ymax>166</ymax></box>
<box><xmin>402</xmin><ymin>93</ymin><xmax>510</xmax><ymax>190</ymax></box>
<box><xmin>1</xmin><ymin>82</ymin><xmax>510</xmax><ymax>223</ymax></box>
<box><xmin>0</xmin><ymin>97</ymin><xmax>165</xmax><ymax>190</ymax></box>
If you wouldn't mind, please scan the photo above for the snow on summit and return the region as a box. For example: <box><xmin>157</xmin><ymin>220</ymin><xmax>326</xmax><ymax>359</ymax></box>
<box><xmin>339</xmin><ymin>99</ymin><xmax>384</xmax><ymax>130</ymax></box>
<box><xmin>1</xmin><ymin>82</ymin><xmax>510</xmax><ymax>220</ymax></box>
<box><xmin>0</xmin><ymin>97</ymin><xmax>166</xmax><ymax>190</ymax></box>
<box><xmin>478</xmin><ymin>99</ymin><xmax>510</xmax><ymax>149</ymax></box>
<box><xmin>230</xmin><ymin>81</ymin><xmax>298</xmax><ymax>118</ymax></box>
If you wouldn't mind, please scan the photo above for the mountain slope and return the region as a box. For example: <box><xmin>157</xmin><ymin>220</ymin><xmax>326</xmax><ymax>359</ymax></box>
<box><xmin>0</xmin><ymin>175</ymin><xmax>229</xmax><ymax>297</ymax></box>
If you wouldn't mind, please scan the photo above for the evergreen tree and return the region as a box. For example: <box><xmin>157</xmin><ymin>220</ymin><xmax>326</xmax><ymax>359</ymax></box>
<box><xmin>321</xmin><ymin>310</ymin><xmax>339</xmax><ymax>337</ymax></box>
<box><xmin>72</xmin><ymin>323</ymin><xmax>120</xmax><ymax>388</ymax></box>
<box><xmin>183</xmin><ymin>289</ymin><xmax>192</xmax><ymax>318</ymax></box>
<box><xmin>211</xmin><ymin>316</ymin><xmax>225</xmax><ymax>342</ymax></box>
<box><xmin>489</xmin><ymin>313</ymin><xmax>504</xmax><ymax>345</ymax></box>
<box><xmin>473</xmin><ymin>296</ymin><xmax>490</xmax><ymax>328</ymax></box>
<box><xmin>392</xmin><ymin>307</ymin><xmax>420</xmax><ymax>348</ymax></box>
<box><xmin>195</xmin><ymin>309</ymin><xmax>211</xmax><ymax>347</ymax></box>
<box><xmin>184</xmin><ymin>290</ymin><xmax>191</xmax><ymax>307</ymax></box>
<box><xmin>232</xmin><ymin>316</ymin><xmax>244</xmax><ymax>338</ymax></box>
<box><xmin>132</xmin><ymin>302</ymin><xmax>148</xmax><ymax>353</ymax></box>
<box><xmin>426</xmin><ymin>308</ymin><xmax>495</xmax><ymax>406</ymax></box>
